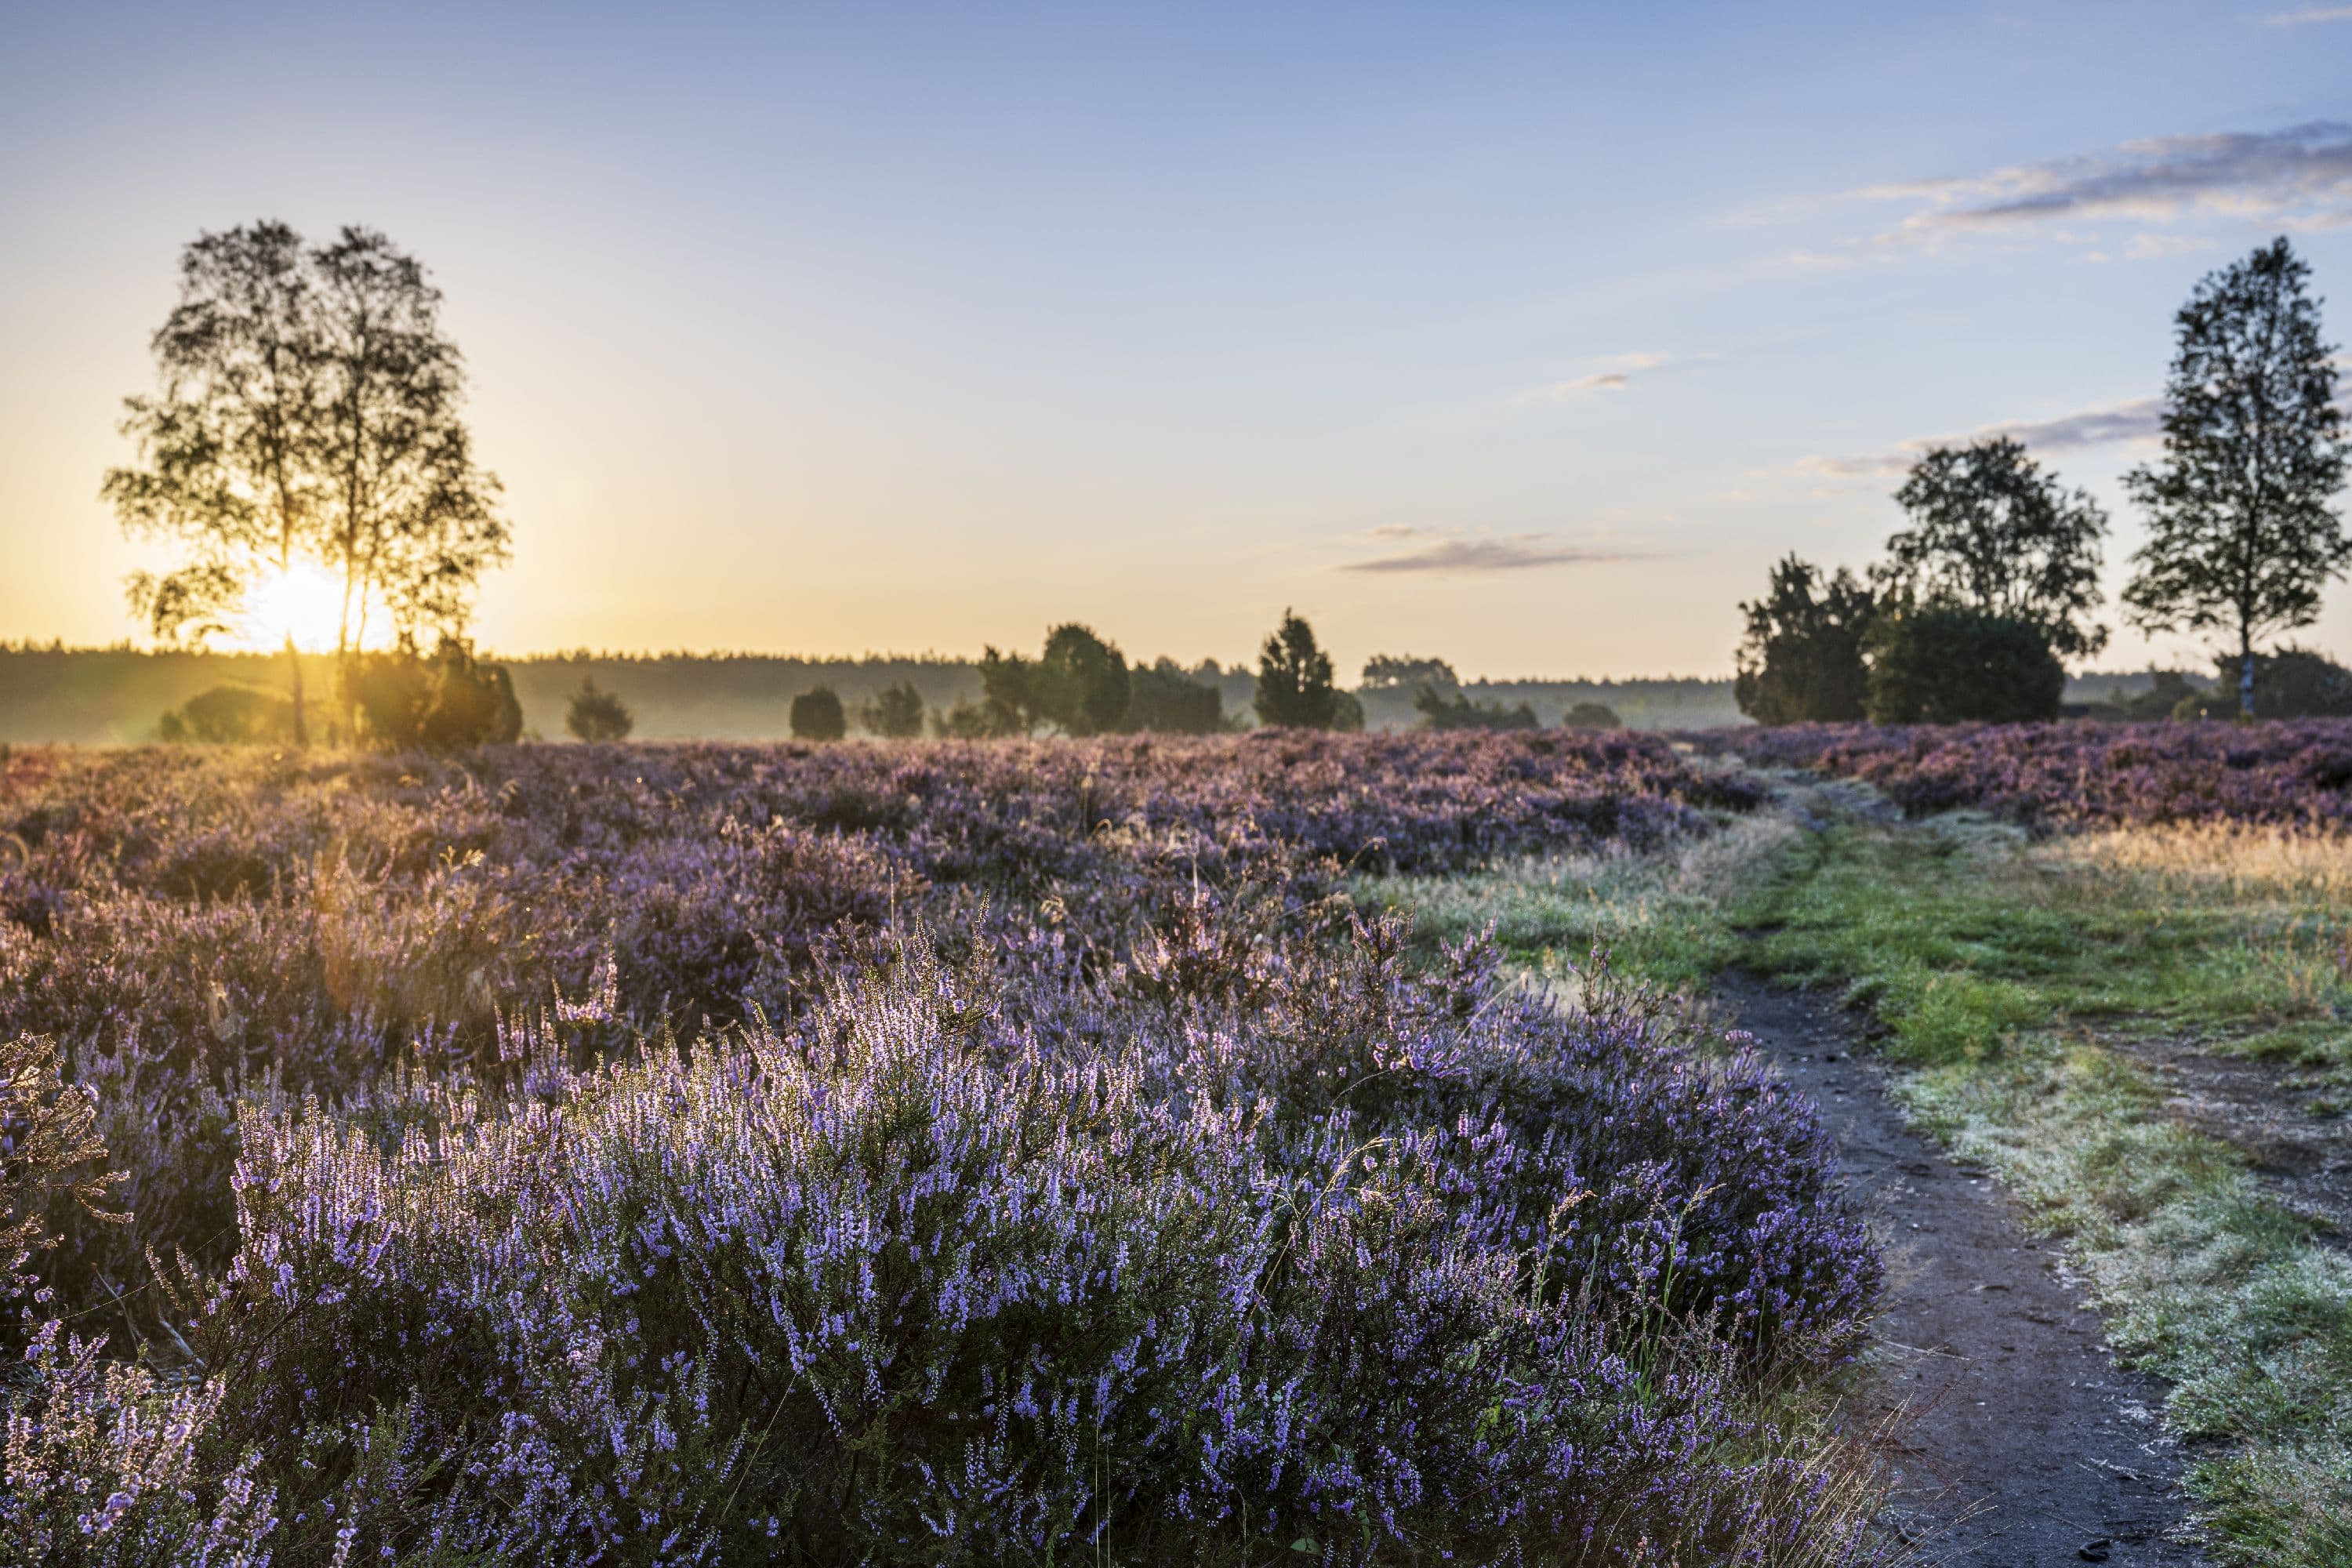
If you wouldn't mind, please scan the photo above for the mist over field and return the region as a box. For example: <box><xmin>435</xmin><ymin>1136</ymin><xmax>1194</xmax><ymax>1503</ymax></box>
<box><xmin>0</xmin><ymin>645</ymin><xmax>1762</xmax><ymax>742</ymax></box>
<box><xmin>2</xmin><ymin>647</ymin><xmax>2224</xmax><ymax>745</ymax></box>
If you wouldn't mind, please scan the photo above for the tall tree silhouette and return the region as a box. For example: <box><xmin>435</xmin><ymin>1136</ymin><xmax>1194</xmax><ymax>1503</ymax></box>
<box><xmin>105</xmin><ymin>222</ymin><xmax>325</xmax><ymax>741</ymax></box>
<box><xmin>105</xmin><ymin>220</ymin><xmax>508</xmax><ymax>742</ymax></box>
<box><xmin>2125</xmin><ymin>238</ymin><xmax>2349</xmax><ymax>717</ymax></box>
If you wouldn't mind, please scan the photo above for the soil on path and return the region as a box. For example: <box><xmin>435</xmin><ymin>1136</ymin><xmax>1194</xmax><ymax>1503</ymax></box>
<box><xmin>1715</xmin><ymin>974</ymin><xmax>2209</xmax><ymax>1567</ymax></box>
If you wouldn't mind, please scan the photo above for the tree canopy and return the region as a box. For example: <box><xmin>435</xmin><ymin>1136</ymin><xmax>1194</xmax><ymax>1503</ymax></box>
<box><xmin>1122</xmin><ymin>659</ymin><xmax>1224</xmax><ymax>733</ymax></box>
<box><xmin>1864</xmin><ymin>604</ymin><xmax>2064</xmax><ymax>724</ymax></box>
<box><xmin>1882</xmin><ymin>437</ymin><xmax>2107</xmax><ymax>659</ymax></box>
<box><xmin>856</xmin><ymin>681</ymin><xmax>929</xmax><ymax>738</ymax></box>
<box><xmin>565</xmin><ymin>678</ymin><xmax>635</xmax><ymax>742</ymax></box>
<box><xmin>789</xmin><ymin>685</ymin><xmax>848</xmax><ymax>741</ymax></box>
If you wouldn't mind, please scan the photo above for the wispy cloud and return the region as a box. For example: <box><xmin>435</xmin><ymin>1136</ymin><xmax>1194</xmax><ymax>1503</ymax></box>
<box><xmin>1793</xmin><ymin>397</ymin><xmax>2166</xmax><ymax>481</ymax></box>
<box><xmin>2085</xmin><ymin>232</ymin><xmax>2216</xmax><ymax>263</ymax></box>
<box><xmin>1982</xmin><ymin>398</ymin><xmax>2167</xmax><ymax>450</ymax></box>
<box><xmin>2263</xmin><ymin>5</ymin><xmax>2352</xmax><ymax>23</ymax></box>
<box><xmin>1851</xmin><ymin>122</ymin><xmax>2352</xmax><ymax>248</ymax></box>
<box><xmin>1523</xmin><ymin>351</ymin><xmax>1675</xmax><ymax>402</ymax></box>
<box><xmin>1343</xmin><ymin>528</ymin><xmax>1639</xmax><ymax>574</ymax></box>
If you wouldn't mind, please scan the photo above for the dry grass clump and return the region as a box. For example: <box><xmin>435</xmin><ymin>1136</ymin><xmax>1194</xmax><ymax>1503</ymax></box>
<box><xmin>2044</xmin><ymin>821</ymin><xmax>2352</xmax><ymax>903</ymax></box>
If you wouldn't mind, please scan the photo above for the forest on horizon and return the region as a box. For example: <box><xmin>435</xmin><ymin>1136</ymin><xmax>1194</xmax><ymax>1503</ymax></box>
<box><xmin>0</xmin><ymin>641</ymin><xmax>2221</xmax><ymax>745</ymax></box>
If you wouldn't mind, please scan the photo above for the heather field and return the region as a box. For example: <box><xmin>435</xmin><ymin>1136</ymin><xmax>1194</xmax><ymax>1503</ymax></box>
<box><xmin>0</xmin><ymin>733</ymin><xmax>1886</xmax><ymax>1566</ymax></box>
<box><xmin>1708</xmin><ymin>719</ymin><xmax>2352</xmax><ymax>830</ymax></box>
<box><xmin>16</xmin><ymin>724</ymin><xmax>2352</xmax><ymax>1566</ymax></box>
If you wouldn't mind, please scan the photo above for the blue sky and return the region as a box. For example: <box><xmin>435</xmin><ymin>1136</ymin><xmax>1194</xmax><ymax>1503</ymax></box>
<box><xmin>3</xmin><ymin>1</ymin><xmax>2350</xmax><ymax>677</ymax></box>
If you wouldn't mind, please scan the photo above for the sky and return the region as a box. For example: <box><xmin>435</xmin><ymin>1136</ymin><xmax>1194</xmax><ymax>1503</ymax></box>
<box><xmin>3</xmin><ymin>2</ymin><xmax>2351</xmax><ymax>681</ymax></box>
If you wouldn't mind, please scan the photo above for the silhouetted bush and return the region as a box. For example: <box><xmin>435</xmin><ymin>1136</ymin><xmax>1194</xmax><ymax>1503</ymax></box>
<box><xmin>1414</xmin><ymin>685</ymin><xmax>1538</xmax><ymax>731</ymax></box>
<box><xmin>857</xmin><ymin>679</ymin><xmax>929</xmax><ymax>738</ymax></box>
<box><xmin>342</xmin><ymin>637</ymin><xmax>523</xmax><ymax>750</ymax></box>
<box><xmin>1563</xmin><ymin>701</ymin><xmax>1622</xmax><ymax>729</ymax></box>
<box><xmin>789</xmin><ymin>684</ymin><xmax>848</xmax><ymax>740</ymax></box>
<box><xmin>1734</xmin><ymin>556</ymin><xmax>1875</xmax><ymax>724</ymax></box>
<box><xmin>1120</xmin><ymin>659</ymin><xmax>1225</xmax><ymax>734</ymax></box>
<box><xmin>564</xmin><ymin>677</ymin><xmax>635</xmax><ymax>741</ymax></box>
<box><xmin>2243</xmin><ymin>648</ymin><xmax>2352</xmax><ymax>718</ymax></box>
<box><xmin>1864</xmin><ymin>606</ymin><xmax>2064</xmax><ymax>724</ymax></box>
<box><xmin>156</xmin><ymin>684</ymin><xmax>296</xmax><ymax>744</ymax></box>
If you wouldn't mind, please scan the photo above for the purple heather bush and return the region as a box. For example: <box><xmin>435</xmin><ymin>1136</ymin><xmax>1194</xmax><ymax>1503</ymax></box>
<box><xmin>0</xmin><ymin>734</ymin><xmax>1875</xmax><ymax>1564</ymax></box>
<box><xmin>1712</xmin><ymin>717</ymin><xmax>2352</xmax><ymax>829</ymax></box>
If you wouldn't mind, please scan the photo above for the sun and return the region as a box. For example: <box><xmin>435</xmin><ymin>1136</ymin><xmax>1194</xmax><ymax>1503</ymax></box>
<box><xmin>240</xmin><ymin>561</ymin><xmax>349</xmax><ymax>654</ymax></box>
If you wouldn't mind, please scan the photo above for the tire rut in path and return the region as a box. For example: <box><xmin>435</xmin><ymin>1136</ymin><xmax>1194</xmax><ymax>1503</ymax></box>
<box><xmin>1714</xmin><ymin>973</ymin><xmax>2209</xmax><ymax>1567</ymax></box>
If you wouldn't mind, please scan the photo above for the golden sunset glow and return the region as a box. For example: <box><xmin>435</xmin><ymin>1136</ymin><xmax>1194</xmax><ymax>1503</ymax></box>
<box><xmin>238</xmin><ymin>561</ymin><xmax>349</xmax><ymax>654</ymax></box>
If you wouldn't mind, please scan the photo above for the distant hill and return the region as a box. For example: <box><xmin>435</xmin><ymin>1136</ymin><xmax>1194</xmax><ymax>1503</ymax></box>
<box><xmin>0</xmin><ymin>646</ymin><xmax>2213</xmax><ymax>745</ymax></box>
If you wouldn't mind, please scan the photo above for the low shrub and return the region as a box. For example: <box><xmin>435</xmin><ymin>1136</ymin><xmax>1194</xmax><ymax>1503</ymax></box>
<box><xmin>1121</xmin><ymin>660</ymin><xmax>1224</xmax><ymax>734</ymax></box>
<box><xmin>1563</xmin><ymin>700</ymin><xmax>1623</xmax><ymax>729</ymax></box>
<box><xmin>156</xmin><ymin>684</ymin><xmax>296</xmax><ymax>745</ymax></box>
<box><xmin>1414</xmin><ymin>685</ymin><xmax>1539</xmax><ymax>731</ymax></box>
<box><xmin>564</xmin><ymin>677</ymin><xmax>635</xmax><ymax>741</ymax></box>
<box><xmin>789</xmin><ymin>684</ymin><xmax>848</xmax><ymax>741</ymax></box>
<box><xmin>1710</xmin><ymin>717</ymin><xmax>2352</xmax><ymax>829</ymax></box>
<box><xmin>342</xmin><ymin>637</ymin><xmax>523</xmax><ymax>749</ymax></box>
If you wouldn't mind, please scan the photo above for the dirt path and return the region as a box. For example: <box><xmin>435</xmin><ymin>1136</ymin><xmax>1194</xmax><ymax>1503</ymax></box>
<box><xmin>1715</xmin><ymin>974</ymin><xmax>2209</xmax><ymax>1566</ymax></box>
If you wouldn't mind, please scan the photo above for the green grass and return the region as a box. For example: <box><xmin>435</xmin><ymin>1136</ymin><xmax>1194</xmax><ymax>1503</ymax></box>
<box><xmin>1359</xmin><ymin>807</ymin><xmax>1797</xmax><ymax>996</ymax></box>
<box><xmin>1741</xmin><ymin>811</ymin><xmax>2352</xmax><ymax>1083</ymax></box>
<box><xmin>1375</xmin><ymin>789</ymin><xmax>2352</xmax><ymax>1566</ymax></box>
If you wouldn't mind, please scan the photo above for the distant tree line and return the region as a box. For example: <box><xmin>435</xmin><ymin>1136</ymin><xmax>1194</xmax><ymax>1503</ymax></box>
<box><xmin>758</xmin><ymin>612</ymin><xmax>1626</xmax><ymax>745</ymax></box>
<box><xmin>1739</xmin><ymin>238</ymin><xmax>2348</xmax><ymax>725</ymax></box>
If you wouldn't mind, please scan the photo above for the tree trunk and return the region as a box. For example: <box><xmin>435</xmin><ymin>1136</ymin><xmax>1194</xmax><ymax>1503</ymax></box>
<box><xmin>2239</xmin><ymin>627</ymin><xmax>2256</xmax><ymax>720</ymax></box>
<box><xmin>288</xmin><ymin>634</ymin><xmax>310</xmax><ymax>747</ymax></box>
